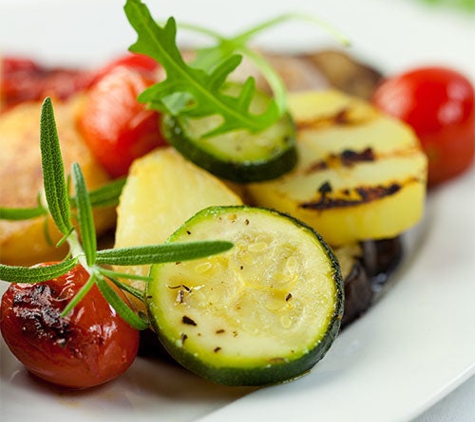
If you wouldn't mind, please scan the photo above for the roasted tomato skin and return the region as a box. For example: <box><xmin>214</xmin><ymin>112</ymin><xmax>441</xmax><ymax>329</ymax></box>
<box><xmin>94</xmin><ymin>52</ymin><xmax>159</xmax><ymax>78</ymax></box>
<box><xmin>0</xmin><ymin>264</ymin><xmax>140</xmax><ymax>389</ymax></box>
<box><xmin>77</xmin><ymin>64</ymin><xmax>166</xmax><ymax>178</ymax></box>
<box><xmin>372</xmin><ymin>66</ymin><xmax>475</xmax><ymax>186</ymax></box>
<box><xmin>1</xmin><ymin>56</ymin><xmax>95</xmax><ymax>108</ymax></box>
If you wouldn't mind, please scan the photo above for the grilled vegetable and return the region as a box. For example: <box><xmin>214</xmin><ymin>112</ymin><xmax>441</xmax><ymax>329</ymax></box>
<box><xmin>335</xmin><ymin>236</ymin><xmax>403</xmax><ymax>327</ymax></box>
<box><xmin>245</xmin><ymin>90</ymin><xmax>428</xmax><ymax>246</ymax></box>
<box><xmin>0</xmin><ymin>99</ymin><xmax>116</xmax><ymax>266</ymax></box>
<box><xmin>302</xmin><ymin>50</ymin><xmax>383</xmax><ymax>100</ymax></box>
<box><xmin>77</xmin><ymin>64</ymin><xmax>166</xmax><ymax>178</ymax></box>
<box><xmin>162</xmin><ymin>87</ymin><xmax>297</xmax><ymax>183</ymax></box>
<box><xmin>0</xmin><ymin>263</ymin><xmax>140</xmax><ymax>389</ymax></box>
<box><xmin>147</xmin><ymin>205</ymin><xmax>344</xmax><ymax>386</ymax></box>
<box><xmin>373</xmin><ymin>66</ymin><xmax>475</xmax><ymax>186</ymax></box>
<box><xmin>0</xmin><ymin>56</ymin><xmax>95</xmax><ymax>110</ymax></box>
<box><xmin>114</xmin><ymin>147</ymin><xmax>242</xmax><ymax>311</ymax></box>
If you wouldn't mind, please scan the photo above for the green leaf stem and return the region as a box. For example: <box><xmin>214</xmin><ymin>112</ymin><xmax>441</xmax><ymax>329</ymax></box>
<box><xmin>72</xmin><ymin>177</ymin><xmax>127</xmax><ymax>209</ymax></box>
<box><xmin>95</xmin><ymin>241</ymin><xmax>234</xmax><ymax>266</ymax></box>
<box><xmin>71</xmin><ymin>163</ymin><xmax>97</xmax><ymax>267</ymax></box>
<box><xmin>0</xmin><ymin>259</ymin><xmax>78</xmax><ymax>283</ymax></box>
<box><xmin>40</xmin><ymin>98</ymin><xmax>72</xmax><ymax>235</ymax></box>
<box><xmin>124</xmin><ymin>0</ymin><xmax>280</xmax><ymax>137</ymax></box>
<box><xmin>60</xmin><ymin>271</ymin><xmax>97</xmax><ymax>317</ymax></box>
<box><xmin>183</xmin><ymin>13</ymin><xmax>349</xmax><ymax>115</ymax></box>
<box><xmin>96</xmin><ymin>276</ymin><xmax>150</xmax><ymax>330</ymax></box>
<box><xmin>0</xmin><ymin>205</ymin><xmax>47</xmax><ymax>221</ymax></box>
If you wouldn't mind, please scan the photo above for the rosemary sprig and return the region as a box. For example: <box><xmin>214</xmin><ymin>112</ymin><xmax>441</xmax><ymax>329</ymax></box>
<box><xmin>95</xmin><ymin>242</ymin><xmax>235</xmax><ymax>266</ymax></box>
<box><xmin>71</xmin><ymin>162</ymin><xmax>97</xmax><ymax>267</ymax></box>
<box><xmin>0</xmin><ymin>178</ymin><xmax>127</xmax><ymax>222</ymax></box>
<box><xmin>40</xmin><ymin>98</ymin><xmax>73</xmax><ymax>236</ymax></box>
<box><xmin>0</xmin><ymin>97</ymin><xmax>233</xmax><ymax>330</ymax></box>
<box><xmin>73</xmin><ymin>177</ymin><xmax>127</xmax><ymax>209</ymax></box>
<box><xmin>0</xmin><ymin>204</ymin><xmax>47</xmax><ymax>221</ymax></box>
<box><xmin>0</xmin><ymin>259</ymin><xmax>79</xmax><ymax>283</ymax></box>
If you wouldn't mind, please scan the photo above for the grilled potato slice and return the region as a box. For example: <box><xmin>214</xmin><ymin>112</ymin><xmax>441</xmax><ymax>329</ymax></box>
<box><xmin>245</xmin><ymin>90</ymin><xmax>427</xmax><ymax>246</ymax></box>
<box><xmin>0</xmin><ymin>99</ymin><xmax>115</xmax><ymax>266</ymax></box>
<box><xmin>114</xmin><ymin>147</ymin><xmax>243</xmax><ymax>311</ymax></box>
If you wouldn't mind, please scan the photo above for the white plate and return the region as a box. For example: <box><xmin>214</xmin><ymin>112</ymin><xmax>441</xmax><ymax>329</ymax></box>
<box><xmin>1</xmin><ymin>1</ymin><xmax>474</xmax><ymax>421</ymax></box>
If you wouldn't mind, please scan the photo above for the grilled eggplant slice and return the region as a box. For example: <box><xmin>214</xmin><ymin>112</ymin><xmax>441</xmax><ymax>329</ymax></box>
<box><xmin>302</xmin><ymin>50</ymin><xmax>383</xmax><ymax>100</ymax></box>
<box><xmin>245</xmin><ymin>90</ymin><xmax>427</xmax><ymax>247</ymax></box>
<box><xmin>335</xmin><ymin>237</ymin><xmax>403</xmax><ymax>327</ymax></box>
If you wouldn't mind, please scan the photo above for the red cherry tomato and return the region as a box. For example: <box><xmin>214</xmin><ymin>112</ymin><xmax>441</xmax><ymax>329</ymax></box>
<box><xmin>94</xmin><ymin>52</ymin><xmax>159</xmax><ymax>79</ymax></box>
<box><xmin>0</xmin><ymin>264</ymin><xmax>139</xmax><ymax>389</ymax></box>
<box><xmin>1</xmin><ymin>56</ymin><xmax>95</xmax><ymax>108</ymax></box>
<box><xmin>373</xmin><ymin>66</ymin><xmax>475</xmax><ymax>186</ymax></box>
<box><xmin>77</xmin><ymin>65</ymin><xmax>166</xmax><ymax>177</ymax></box>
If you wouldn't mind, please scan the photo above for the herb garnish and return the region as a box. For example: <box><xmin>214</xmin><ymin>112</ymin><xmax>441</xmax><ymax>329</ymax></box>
<box><xmin>0</xmin><ymin>98</ymin><xmax>233</xmax><ymax>329</ymax></box>
<box><xmin>124</xmin><ymin>0</ymin><xmax>348</xmax><ymax>139</ymax></box>
<box><xmin>181</xmin><ymin>13</ymin><xmax>349</xmax><ymax>114</ymax></box>
<box><xmin>124</xmin><ymin>0</ymin><xmax>280</xmax><ymax>138</ymax></box>
<box><xmin>0</xmin><ymin>178</ymin><xmax>127</xmax><ymax>222</ymax></box>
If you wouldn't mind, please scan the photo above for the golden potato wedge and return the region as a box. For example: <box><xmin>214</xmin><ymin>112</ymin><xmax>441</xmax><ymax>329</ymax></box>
<box><xmin>245</xmin><ymin>90</ymin><xmax>427</xmax><ymax>246</ymax></box>
<box><xmin>114</xmin><ymin>147</ymin><xmax>243</xmax><ymax>311</ymax></box>
<box><xmin>0</xmin><ymin>98</ymin><xmax>116</xmax><ymax>266</ymax></box>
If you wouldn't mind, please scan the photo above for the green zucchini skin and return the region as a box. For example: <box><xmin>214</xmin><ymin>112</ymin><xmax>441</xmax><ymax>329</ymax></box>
<box><xmin>146</xmin><ymin>206</ymin><xmax>344</xmax><ymax>386</ymax></box>
<box><xmin>162</xmin><ymin>113</ymin><xmax>298</xmax><ymax>184</ymax></box>
<box><xmin>156</xmin><ymin>294</ymin><xmax>343</xmax><ymax>386</ymax></box>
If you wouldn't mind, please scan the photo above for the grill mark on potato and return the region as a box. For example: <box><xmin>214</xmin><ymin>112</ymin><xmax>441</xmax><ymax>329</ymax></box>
<box><xmin>300</xmin><ymin>183</ymin><xmax>402</xmax><ymax>210</ymax></box>
<box><xmin>296</xmin><ymin>109</ymin><xmax>351</xmax><ymax>130</ymax></box>
<box><xmin>295</xmin><ymin>106</ymin><xmax>373</xmax><ymax>130</ymax></box>
<box><xmin>340</xmin><ymin>148</ymin><xmax>375</xmax><ymax>166</ymax></box>
<box><xmin>304</xmin><ymin>147</ymin><xmax>375</xmax><ymax>175</ymax></box>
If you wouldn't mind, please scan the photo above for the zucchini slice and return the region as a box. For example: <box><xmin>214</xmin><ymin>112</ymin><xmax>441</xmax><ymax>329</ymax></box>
<box><xmin>162</xmin><ymin>89</ymin><xmax>297</xmax><ymax>183</ymax></box>
<box><xmin>147</xmin><ymin>206</ymin><xmax>343</xmax><ymax>386</ymax></box>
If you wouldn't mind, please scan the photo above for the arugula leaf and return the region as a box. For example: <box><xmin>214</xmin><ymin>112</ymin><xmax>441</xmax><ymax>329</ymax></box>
<box><xmin>124</xmin><ymin>0</ymin><xmax>280</xmax><ymax>137</ymax></box>
<box><xmin>184</xmin><ymin>13</ymin><xmax>349</xmax><ymax>115</ymax></box>
<box><xmin>40</xmin><ymin>98</ymin><xmax>73</xmax><ymax>235</ymax></box>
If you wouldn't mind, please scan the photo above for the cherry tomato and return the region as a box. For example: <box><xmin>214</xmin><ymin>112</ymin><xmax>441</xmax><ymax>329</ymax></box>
<box><xmin>0</xmin><ymin>264</ymin><xmax>139</xmax><ymax>389</ymax></box>
<box><xmin>1</xmin><ymin>56</ymin><xmax>95</xmax><ymax>108</ymax></box>
<box><xmin>94</xmin><ymin>52</ymin><xmax>159</xmax><ymax>79</ymax></box>
<box><xmin>77</xmin><ymin>64</ymin><xmax>166</xmax><ymax>177</ymax></box>
<box><xmin>373</xmin><ymin>66</ymin><xmax>475</xmax><ymax>186</ymax></box>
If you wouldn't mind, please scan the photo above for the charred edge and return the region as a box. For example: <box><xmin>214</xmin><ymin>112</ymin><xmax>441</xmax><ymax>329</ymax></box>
<box><xmin>12</xmin><ymin>284</ymin><xmax>80</xmax><ymax>352</ymax></box>
<box><xmin>300</xmin><ymin>183</ymin><xmax>402</xmax><ymax>210</ymax></box>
